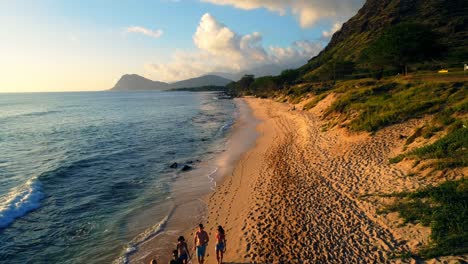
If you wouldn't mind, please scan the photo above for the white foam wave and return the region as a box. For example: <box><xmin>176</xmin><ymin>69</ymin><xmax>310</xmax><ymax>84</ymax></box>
<box><xmin>217</xmin><ymin>120</ymin><xmax>234</xmax><ymax>135</ymax></box>
<box><xmin>0</xmin><ymin>178</ymin><xmax>44</xmax><ymax>229</ymax></box>
<box><xmin>115</xmin><ymin>207</ymin><xmax>174</xmax><ymax>264</ymax></box>
<box><xmin>208</xmin><ymin>167</ymin><xmax>219</xmax><ymax>191</ymax></box>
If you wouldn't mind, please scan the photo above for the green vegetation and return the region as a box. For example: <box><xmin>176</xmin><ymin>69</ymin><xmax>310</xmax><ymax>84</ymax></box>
<box><xmin>390</xmin><ymin>123</ymin><xmax>467</xmax><ymax>169</ymax></box>
<box><xmin>170</xmin><ymin>85</ymin><xmax>227</xmax><ymax>92</ymax></box>
<box><xmin>303</xmin><ymin>93</ymin><xmax>328</xmax><ymax>111</ymax></box>
<box><xmin>362</xmin><ymin>23</ymin><xmax>445</xmax><ymax>78</ymax></box>
<box><xmin>327</xmin><ymin>80</ymin><xmax>467</xmax><ymax>132</ymax></box>
<box><xmin>227</xmin><ymin>69</ymin><xmax>303</xmax><ymax>97</ymax></box>
<box><xmin>298</xmin><ymin>0</ymin><xmax>467</xmax><ymax>81</ymax></box>
<box><xmin>382</xmin><ymin>179</ymin><xmax>468</xmax><ymax>258</ymax></box>
<box><xmin>229</xmin><ymin>73</ymin><xmax>467</xmax><ymax>134</ymax></box>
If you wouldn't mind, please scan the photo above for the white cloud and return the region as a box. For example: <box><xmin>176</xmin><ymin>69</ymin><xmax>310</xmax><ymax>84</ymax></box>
<box><xmin>267</xmin><ymin>40</ymin><xmax>322</xmax><ymax>68</ymax></box>
<box><xmin>322</xmin><ymin>22</ymin><xmax>342</xmax><ymax>39</ymax></box>
<box><xmin>145</xmin><ymin>13</ymin><xmax>322</xmax><ymax>82</ymax></box>
<box><xmin>125</xmin><ymin>26</ymin><xmax>164</xmax><ymax>38</ymax></box>
<box><xmin>200</xmin><ymin>0</ymin><xmax>364</xmax><ymax>28</ymax></box>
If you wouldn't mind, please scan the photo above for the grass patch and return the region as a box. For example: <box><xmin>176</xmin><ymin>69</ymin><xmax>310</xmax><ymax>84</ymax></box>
<box><xmin>390</xmin><ymin>123</ymin><xmax>467</xmax><ymax>169</ymax></box>
<box><xmin>411</xmin><ymin>125</ymin><xmax>467</xmax><ymax>168</ymax></box>
<box><xmin>327</xmin><ymin>80</ymin><xmax>467</xmax><ymax>132</ymax></box>
<box><xmin>382</xmin><ymin>179</ymin><xmax>468</xmax><ymax>258</ymax></box>
<box><xmin>303</xmin><ymin>93</ymin><xmax>328</xmax><ymax>110</ymax></box>
<box><xmin>421</xmin><ymin>125</ymin><xmax>442</xmax><ymax>139</ymax></box>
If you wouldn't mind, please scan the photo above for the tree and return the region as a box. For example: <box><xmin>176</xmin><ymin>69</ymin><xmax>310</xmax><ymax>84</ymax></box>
<box><xmin>364</xmin><ymin>23</ymin><xmax>445</xmax><ymax>77</ymax></box>
<box><xmin>238</xmin><ymin>74</ymin><xmax>255</xmax><ymax>91</ymax></box>
<box><xmin>249</xmin><ymin>76</ymin><xmax>278</xmax><ymax>97</ymax></box>
<box><xmin>226</xmin><ymin>75</ymin><xmax>255</xmax><ymax>96</ymax></box>
<box><xmin>278</xmin><ymin>69</ymin><xmax>301</xmax><ymax>85</ymax></box>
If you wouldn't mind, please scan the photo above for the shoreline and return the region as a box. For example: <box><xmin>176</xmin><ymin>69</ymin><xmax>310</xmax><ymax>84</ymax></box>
<box><xmin>202</xmin><ymin>97</ymin><xmax>467</xmax><ymax>263</ymax></box>
<box><xmin>131</xmin><ymin>96</ymin><xmax>465</xmax><ymax>263</ymax></box>
<box><xmin>129</xmin><ymin>98</ymin><xmax>258</xmax><ymax>264</ymax></box>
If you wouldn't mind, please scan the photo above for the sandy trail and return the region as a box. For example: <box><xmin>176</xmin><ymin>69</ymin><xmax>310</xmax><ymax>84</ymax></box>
<box><xmin>204</xmin><ymin>97</ymin><xmax>465</xmax><ymax>263</ymax></box>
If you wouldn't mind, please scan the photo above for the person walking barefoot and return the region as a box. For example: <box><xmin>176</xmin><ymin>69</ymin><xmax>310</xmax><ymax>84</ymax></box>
<box><xmin>215</xmin><ymin>226</ymin><xmax>226</xmax><ymax>264</ymax></box>
<box><xmin>193</xmin><ymin>224</ymin><xmax>209</xmax><ymax>264</ymax></box>
<box><xmin>177</xmin><ymin>236</ymin><xmax>190</xmax><ymax>264</ymax></box>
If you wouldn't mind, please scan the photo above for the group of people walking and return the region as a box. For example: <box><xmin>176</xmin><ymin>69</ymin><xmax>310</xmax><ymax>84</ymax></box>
<box><xmin>150</xmin><ymin>224</ymin><xmax>226</xmax><ymax>264</ymax></box>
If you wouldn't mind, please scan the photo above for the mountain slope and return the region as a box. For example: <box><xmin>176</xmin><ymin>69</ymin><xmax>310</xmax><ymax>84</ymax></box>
<box><xmin>169</xmin><ymin>75</ymin><xmax>232</xmax><ymax>89</ymax></box>
<box><xmin>301</xmin><ymin>0</ymin><xmax>468</xmax><ymax>79</ymax></box>
<box><xmin>110</xmin><ymin>74</ymin><xmax>169</xmax><ymax>91</ymax></box>
<box><xmin>110</xmin><ymin>74</ymin><xmax>232</xmax><ymax>91</ymax></box>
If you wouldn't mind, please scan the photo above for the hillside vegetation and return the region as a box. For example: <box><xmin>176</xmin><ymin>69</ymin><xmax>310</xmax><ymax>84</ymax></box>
<box><xmin>301</xmin><ymin>0</ymin><xmax>467</xmax><ymax>80</ymax></box>
<box><xmin>227</xmin><ymin>0</ymin><xmax>467</xmax><ymax>258</ymax></box>
<box><xmin>382</xmin><ymin>178</ymin><xmax>467</xmax><ymax>258</ymax></box>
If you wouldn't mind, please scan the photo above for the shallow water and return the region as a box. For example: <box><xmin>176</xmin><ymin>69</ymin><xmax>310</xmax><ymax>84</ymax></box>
<box><xmin>0</xmin><ymin>91</ymin><xmax>236</xmax><ymax>264</ymax></box>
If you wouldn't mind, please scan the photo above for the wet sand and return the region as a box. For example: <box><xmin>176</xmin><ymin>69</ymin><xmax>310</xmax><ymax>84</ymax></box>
<box><xmin>203</xmin><ymin>97</ymin><xmax>467</xmax><ymax>263</ymax></box>
<box><xmin>129</xmin><ymin>98</ymin><xmax>258</xmax><ymax>264</ymax></box>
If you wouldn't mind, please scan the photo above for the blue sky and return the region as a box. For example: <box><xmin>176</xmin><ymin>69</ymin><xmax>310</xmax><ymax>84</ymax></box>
<box><xmin>0</xmin><ymin>0</ymin><xmax>364</xmax><ymax>92</ymax></box>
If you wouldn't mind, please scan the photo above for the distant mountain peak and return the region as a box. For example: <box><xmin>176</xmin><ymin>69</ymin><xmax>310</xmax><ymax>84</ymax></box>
<box><xmin>111</xmin><ymin>74</ymin><xmax>168</xmax><ymax>91</ymax></box>
<box><xmin>169</xmin><ymin>75</ymin><xmax>233</xmax><ymax>89</ymax></box>
<box><xmin>110</xmin><ymin>74</ymin><xmax>232</xmax><ymax>91</ymax></box>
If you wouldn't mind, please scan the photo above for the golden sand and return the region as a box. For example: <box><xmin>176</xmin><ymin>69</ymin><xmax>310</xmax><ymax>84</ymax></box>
<box><xmin>134</xmin><ymin>97</ymin><xmax>466</xmax><ymax>263</ymax></box>
<box><xmin>199</xmin><ymin>97</ymin><xmax>466</xmax><ymax>263</ymax></box>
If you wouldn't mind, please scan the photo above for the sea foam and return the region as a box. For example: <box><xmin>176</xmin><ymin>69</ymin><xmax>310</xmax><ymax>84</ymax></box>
<box><xmin>0</xmin><ymin>178</ymin><xmax>44</xmax><ymax>229</ymax></box>
<box><xmin>115</xmin><ymin>207</ymin><xmax>174</xmax><ymax>264</ymax></box>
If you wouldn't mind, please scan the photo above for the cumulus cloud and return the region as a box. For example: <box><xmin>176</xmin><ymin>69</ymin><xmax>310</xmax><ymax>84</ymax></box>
<box><xmin>145</xmin><ymin>13</ymin><xmax>322</xmax><ymax>82</ymax></box>
<box><xmin>125</xmin><ymin>26</ymin><xmax>164</xmax><ymax>38</ymax></box>
<box><xmin>322</xmin><ymin>22</ymin><xmax>342</xmax><ymax>39</ymax></box>
<box><xmin>200</xmin><ymin>0</ymin><xmax>364</xmax><ymax>27</ymax></box>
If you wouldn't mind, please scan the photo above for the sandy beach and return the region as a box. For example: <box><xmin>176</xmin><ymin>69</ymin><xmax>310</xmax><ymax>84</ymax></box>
<box><xmin>131</xmin><ymin>96</ymin><xmax>466</xmax><ymax>263</ymax></box>
<box><xmin>200</xmin><ymin>97</ymin><xmax>466</xmax><ymax>263</ymax></box>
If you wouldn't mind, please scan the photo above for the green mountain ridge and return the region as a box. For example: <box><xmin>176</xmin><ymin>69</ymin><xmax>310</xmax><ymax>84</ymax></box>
<box><xmin>301</xmin><ymin>0</ymin><xmax>468</xmax><ymax>80</ymax></box>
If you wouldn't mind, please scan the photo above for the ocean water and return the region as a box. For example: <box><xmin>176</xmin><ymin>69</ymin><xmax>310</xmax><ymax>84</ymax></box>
<box><xmin>0</xmin><ymin>91</ymin><xmax>236</xmax><ymax>263</ymax></box>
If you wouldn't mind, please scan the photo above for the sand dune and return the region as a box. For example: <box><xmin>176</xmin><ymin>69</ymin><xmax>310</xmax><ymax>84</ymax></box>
<box><xmin>204</xmin><ymin>97</ymin><xmax>466</xmax><ymax>263</ymax></box>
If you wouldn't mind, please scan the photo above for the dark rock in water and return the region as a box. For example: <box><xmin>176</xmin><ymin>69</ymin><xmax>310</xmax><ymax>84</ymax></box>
<box><xmin>186</xmin><ymin>160</ymin><xmax>193</xmax><ymax>164</ymax></box>
<box><xmin>170</xmin><ymin>162</ymin><xmax>178</xmax><ymax>169</ymax></box>
<box><xmin>181</xmin><ymin>165</ymin><xmax>192</xmax><ymax>171</ymax></box>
